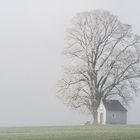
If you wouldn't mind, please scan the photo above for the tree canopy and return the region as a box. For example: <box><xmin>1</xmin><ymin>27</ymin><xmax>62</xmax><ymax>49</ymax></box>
<box><xmin>57</xmin><ymin>10</ymin><xmax>140</xmax><ymax>123</ymax></box>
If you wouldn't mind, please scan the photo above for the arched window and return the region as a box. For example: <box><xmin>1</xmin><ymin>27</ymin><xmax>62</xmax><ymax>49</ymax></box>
<box><xmin>112</xmin><ymin>114</ymin><xmax>115</xmax><ymax>118</ymax></box>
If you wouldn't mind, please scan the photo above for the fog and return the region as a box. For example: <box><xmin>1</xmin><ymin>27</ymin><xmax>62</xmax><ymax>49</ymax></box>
<box><xmin>0</xmin><ymin>0</ymin><xmax>140</xmax><ymax>126</ymax></box>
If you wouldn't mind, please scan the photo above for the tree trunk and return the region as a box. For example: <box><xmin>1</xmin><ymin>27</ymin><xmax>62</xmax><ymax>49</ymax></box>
<box><xmin>92</xmin><ymin>110</ymin><xmax>98</xmax><ymax>124</ymax></box>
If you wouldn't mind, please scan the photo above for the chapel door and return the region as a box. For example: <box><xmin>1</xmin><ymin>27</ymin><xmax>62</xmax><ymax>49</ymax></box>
<box><xmin>100</xmin><ymin>112</ymin><xmax>104</xmax><ymax>124</ymax></box>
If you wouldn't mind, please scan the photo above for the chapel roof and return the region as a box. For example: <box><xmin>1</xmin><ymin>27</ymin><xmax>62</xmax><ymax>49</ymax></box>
<box><xmin>103</xmin><ymin>100</ymin><xmax>127</xmax><ymax>112</ymax></box>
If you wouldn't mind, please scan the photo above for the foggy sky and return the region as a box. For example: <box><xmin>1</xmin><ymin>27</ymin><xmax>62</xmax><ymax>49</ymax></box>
<box><xmin>0</xmin><ymin>0</ymin><xmax>140</xmax><ymax>126</ymax></box>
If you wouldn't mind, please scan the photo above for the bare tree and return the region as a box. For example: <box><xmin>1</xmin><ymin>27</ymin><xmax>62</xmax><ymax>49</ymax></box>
<box><xmin>57</xmin><ymin>10</ymin><xmax>140</xmax><ymax>124</ymax></box>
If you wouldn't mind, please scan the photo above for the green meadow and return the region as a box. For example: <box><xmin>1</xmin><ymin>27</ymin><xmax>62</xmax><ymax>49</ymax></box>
<box><xmin>0</xmin><ymin>125</ymin><xmax>140</xmax><ymax>140</ymax></box>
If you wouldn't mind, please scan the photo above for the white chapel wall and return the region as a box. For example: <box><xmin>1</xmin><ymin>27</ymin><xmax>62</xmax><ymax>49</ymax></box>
<box><xmin>106</xmin><ymin>111</ymin><xmax>127</xmax><ymax>124</ymax></box>
<box><xmin>97</xmin><ymin>101</ymin><xmax>106</xmax><ymax>124</ymax></box>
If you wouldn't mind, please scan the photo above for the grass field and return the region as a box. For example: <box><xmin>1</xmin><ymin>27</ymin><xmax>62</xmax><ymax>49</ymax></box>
<box><xmin>0</xmin><ymin>125</ymin><xmax>140</xmax><ymax>140</ymax></box>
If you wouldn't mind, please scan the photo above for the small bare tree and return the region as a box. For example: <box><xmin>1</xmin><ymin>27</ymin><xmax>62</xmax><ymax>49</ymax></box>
<box><xmin>57</xmin><ymin>10</ymin><xmax>140</xmax><ymax>124</ymax></box>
